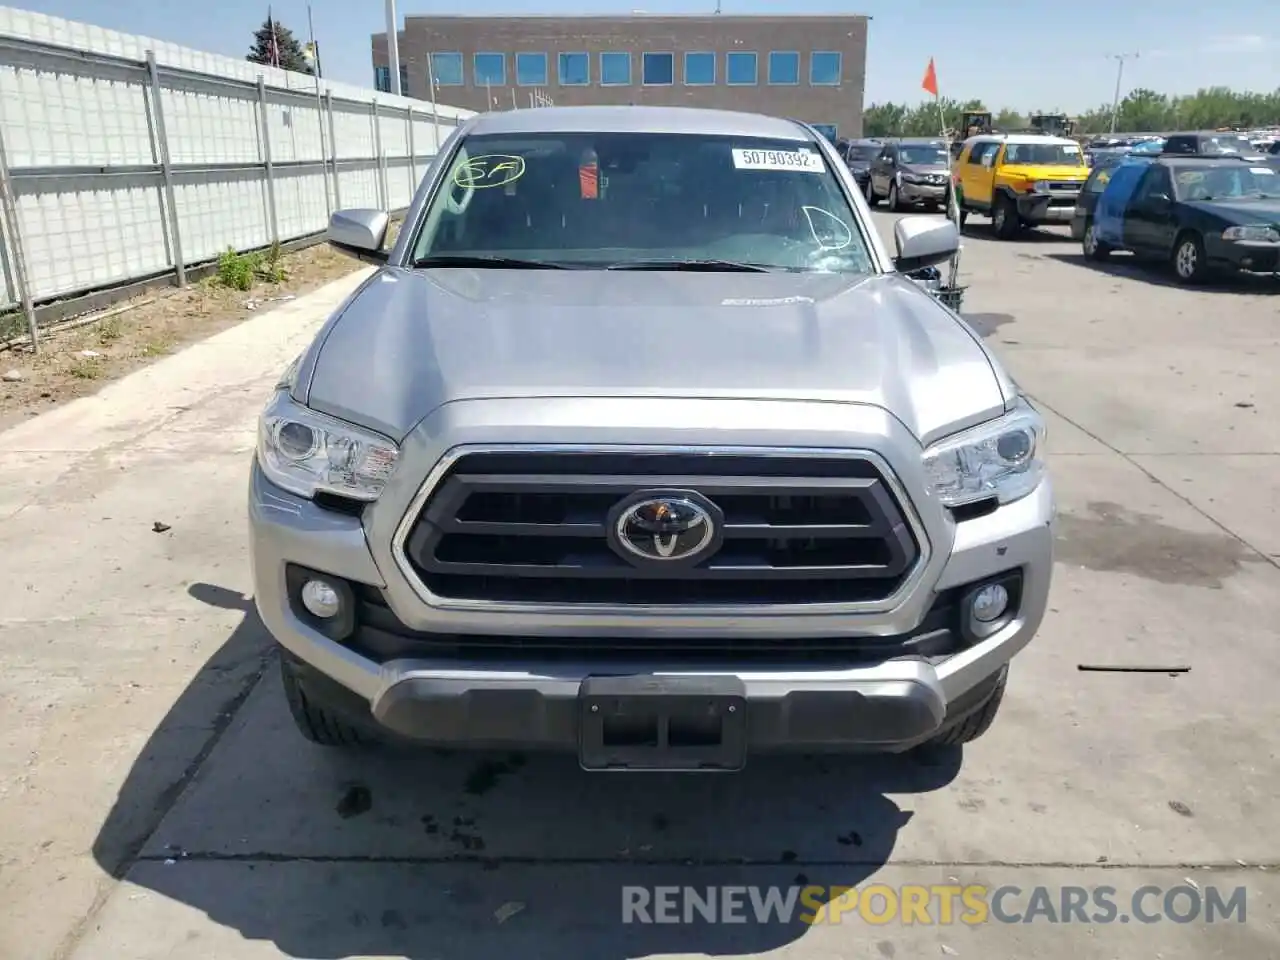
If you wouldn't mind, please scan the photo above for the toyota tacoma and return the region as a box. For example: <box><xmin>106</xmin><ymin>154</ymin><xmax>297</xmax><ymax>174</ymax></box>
<box><xmin>249</xmin><ymin>105</ymin><xmax>1055</xmax><ymax>771</ymax></box>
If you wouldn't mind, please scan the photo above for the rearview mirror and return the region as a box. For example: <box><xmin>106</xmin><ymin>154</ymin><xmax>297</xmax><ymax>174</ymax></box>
<box><xmin>327</xmin><ymin>209</ymin><xmax>390</xmax><ymax>264</ymax></box>
<box><xmin>893</xmin><ymin>216</ymin><xmax>960</xmax><ymax>273</ymax></box>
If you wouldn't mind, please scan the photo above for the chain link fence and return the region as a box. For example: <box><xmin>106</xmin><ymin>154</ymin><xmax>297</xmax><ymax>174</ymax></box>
<box><xmin>0</xmin><ymin>7</ymin><xmax>476</xmax><ymax>346</ymax></box>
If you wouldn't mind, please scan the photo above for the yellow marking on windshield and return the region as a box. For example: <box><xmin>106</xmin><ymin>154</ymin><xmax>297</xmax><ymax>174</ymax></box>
<box><xmin>453</xmin><ymin>154</ymin><xmax>527</xmax><ymax>189</ymax></box>
<box><xmin>1176</xmin><ymin>171</ymin><xmax>1205</xmax><ymax>184</ymax></box>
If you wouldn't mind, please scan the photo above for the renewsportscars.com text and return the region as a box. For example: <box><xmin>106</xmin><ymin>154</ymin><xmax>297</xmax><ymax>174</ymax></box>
<box><xmin>621</xmin><ymin>884</ymin><xmax>1247</xmax><ymax>926</ymax></box>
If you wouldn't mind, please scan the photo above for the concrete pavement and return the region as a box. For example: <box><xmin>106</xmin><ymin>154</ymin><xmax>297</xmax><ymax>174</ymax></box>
<box><xmin>2</xmin><ymin>216</ymin><xmax>1279</xmax><ymax>959</ymax></box>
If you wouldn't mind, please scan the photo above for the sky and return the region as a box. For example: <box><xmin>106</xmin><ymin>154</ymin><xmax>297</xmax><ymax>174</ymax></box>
<box><xmin>16</xmin><ymin>0</ymin><xmax>1280</xmax><ymax>112</ymax></box>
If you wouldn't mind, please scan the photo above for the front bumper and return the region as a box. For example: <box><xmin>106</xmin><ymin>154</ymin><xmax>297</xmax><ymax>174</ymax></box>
<box><xmin>1015</xmin><ymin>192</ymin><xmax>1078</xmax><ymax>223</ymax></box>
<box><xmin>250</xmin><ymin>422</ymin><xmax>1055</xmax><ymax>754</ymax></box>
<box><xmin>1211</xmin><ymin>238</ymin><xmax>1280</xmax><ymax>273</ymax></box>
<box><xmin>899</xmin><ymin>180</ymin><xmax>948</xmax><ymax>204</ymax></box>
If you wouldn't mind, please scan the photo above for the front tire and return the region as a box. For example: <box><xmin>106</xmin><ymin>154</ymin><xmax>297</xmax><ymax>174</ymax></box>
<box><xmin>888</xmin><ymin>182</ymin><xmax>902</xmax><ymax>212</ymax></box>
<box><xmin>280</xmin><ymin>655</ymin><xmax>374</xmax><ymax>747</ymax></box>
<box><xmin>1082</xmin><ymin>221</ymin><xmax>1111</xmax><ymax>260</ymax></box>
<box><xmin>992</xmin><ymin>195</ymin><xmax>1020</xmax><ymax>239</ymax></box>
<box><xmin>864</xmin><ymin>178</ymin><xmax>878</xmax><ymax>207</ymax></box>
<box><xmin>1172</xmin><ymin>231</ymin><xmax>1208</xmax><ymax>284</ymax></box>
<box><xmin>925</xmin><ymin>669</ymin><xmax>1008</xmax><ymax>747</ymax></box>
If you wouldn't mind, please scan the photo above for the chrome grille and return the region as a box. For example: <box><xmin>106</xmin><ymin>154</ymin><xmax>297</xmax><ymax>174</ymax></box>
<box><xmin>402</xmin><ymin>452</ymin><xmax>921</xmax><ymax>606</ymax></box>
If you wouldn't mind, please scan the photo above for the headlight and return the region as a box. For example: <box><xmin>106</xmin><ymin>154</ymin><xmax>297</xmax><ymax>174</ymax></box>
<box><xmin>1223</xmin><ymin>225</ymin><xmax>1280</xmax><ymax>242</ymax></box>
<box><xmin>902</xmin><ymin>173</ymin><xmax>923</xmax><ymax>184</ymax></box>
<box><xmin>1031</xmin><ymin>180</ymin><xmax>1050</xmax><ymax>193</ymax></box>
<box><xmin>922</xmin><ymin>398</ymin><xmax>1046</xmax><ymax>508</ymax></box>
<box><xmin>256</xmin><ymin>390</ymin><xmax>399</xmax><ymax>501</ymax></box>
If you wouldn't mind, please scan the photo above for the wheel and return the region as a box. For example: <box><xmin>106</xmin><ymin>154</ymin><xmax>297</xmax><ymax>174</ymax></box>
<box><xmin>864</xmin><ymin>178</ymin><xmax>878</xmax><ymax>207</ymax></box>
<box><xmin>1082</xmin><ymin>221</ymin><xmax>1111</xmax><ymax>260</ymax></box>
<box><xmin>926</xmin><ymin>669</ymin><xmax>1007</xmax><ymax>747</ymax></box>
<box><xmin>992</xmin><ymin>195</ymin><xmax>1020</xmax><ymax>239</ymax></box>
<box><xmin>888</xmin><ymin>182</ymin><xmax>902</xmax><ymax>212</ymax></box>
<box><xmin>280</xmin><ymin>655</ymin><xmax>374</xmax><ymax>747</ymax></box>
<box><xmin>1172</xmin><ymin>231</ymin><xmax>1208</xmax><ymax>284</ymax></box>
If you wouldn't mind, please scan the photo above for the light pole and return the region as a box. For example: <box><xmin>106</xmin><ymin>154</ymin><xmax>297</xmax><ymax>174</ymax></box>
<box><xmin>1106</xmin><ymin>52</ymin><xmax>1138</xmax><ymax>134</ymax></box>
<box><xmin>385</xmin><ymin>0</ymin><xmax>402</xmax><ymax>95</ymax></box>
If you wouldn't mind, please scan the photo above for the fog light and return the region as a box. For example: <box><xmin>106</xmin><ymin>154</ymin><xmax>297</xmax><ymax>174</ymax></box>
<box><xmin>970</xmin><ymin>583</ymin><xmax>1010</xmax><ymax>623</ymax></box>
<box><xmin>300</xmin><ymin>579</ymin><xmax>342</xmax><ymax>619</ymax></box>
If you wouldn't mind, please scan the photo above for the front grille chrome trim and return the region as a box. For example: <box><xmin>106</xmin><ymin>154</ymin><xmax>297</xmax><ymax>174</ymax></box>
<box><xmin>389</xmin><ymin>444</ymin><xmax>934</xmax><ymax>617</ymax></box>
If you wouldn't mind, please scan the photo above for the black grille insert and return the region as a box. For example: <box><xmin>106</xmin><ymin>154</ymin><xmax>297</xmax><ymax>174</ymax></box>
<box><xmin>403</xmin><ymin>452</ymin><xmax>922</xmax><ymax>605</ymax></box>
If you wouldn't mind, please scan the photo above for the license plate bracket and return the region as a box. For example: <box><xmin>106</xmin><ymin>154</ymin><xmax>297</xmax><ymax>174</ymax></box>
<box><xmin>578</xmin><ymin>675</ymin><xmax>747</xmax><ymax>772</ymax></box>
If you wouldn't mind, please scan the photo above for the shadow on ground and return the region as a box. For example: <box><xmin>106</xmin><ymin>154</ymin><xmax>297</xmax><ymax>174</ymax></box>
<box><xmin>958</xmin><ymin>222</ymin><xmax>1072</xmax><ymax>245</ymax></box>
<box><xmin>1044</xmin><ymin>251</ymin><xmax>1280</xmax><ymax>294</ymax></box>
<box><xmin>90</xmin><ymin>583</ymin><xmax>964</xmax><ymax>959</ymax></box>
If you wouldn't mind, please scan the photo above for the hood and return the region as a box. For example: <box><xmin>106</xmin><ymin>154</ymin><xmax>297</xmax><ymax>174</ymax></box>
<box><xmin>305</xmin><ymin>269</ymin><xmax>1006</xmax><ymax>445</ymax></box>
<box><xmin>1185</xmin><ymin>197</ymin><xmax>1280</xmax><ymax>222</ymax></box>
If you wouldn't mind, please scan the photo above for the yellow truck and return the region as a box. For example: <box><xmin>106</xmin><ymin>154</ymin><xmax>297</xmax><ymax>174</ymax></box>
<box><xmin>952</xmin><ymin>133</ymin><xmax>1091</xmax><ymax>238</ymax></box>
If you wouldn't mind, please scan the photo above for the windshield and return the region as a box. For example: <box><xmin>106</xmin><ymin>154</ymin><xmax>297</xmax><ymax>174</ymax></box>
<box><xmin>1171</xmin><ymin>164</ymin><xmax>1279</xmax><ymax>200</ymax></box>
<box><xmin>1131</xmin><ymin>140</ymin><xmax>1164</xmax><ymax>155</ymax></box>
<box><xmin>848</xmin><ymin>144</ymin><xmax>881</xmax><ymax>161</ymax></box>
<box><xmin>1201</xmin><ymin>135</ymin><xmax>1256</xmax><ymax>156</ymax></box>
<box><xmin>898</xmin><ymin>145</ymin><xmax>948</xmax><ymax>165</ymax></box>
<box><xmin>410</xmin><ymin>132</ymin><xmax>873</xmax><ymax>273</ymax></box>
<box><xmin>1002</xmin><ymin>143</ymin><xmax>1084</xmax><ymax>165</ymax></box>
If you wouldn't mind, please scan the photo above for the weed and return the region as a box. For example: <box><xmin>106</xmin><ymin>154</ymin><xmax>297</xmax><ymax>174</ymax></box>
<box><xmin>257</xmin><ymin>240</ymin><xmax>287</xmax><ymax>283</ymax></box>
<box><xmin>68</xmin><ymin>356</ymin><xmax>104</xmax><ymax>379</ymax></box>
<box><xmin>216</xmin><ymin>248</ymin><xmax>257</xmax><ymax>291</ymax></box>
<box><xmin>98</xmin><ymin>315</ymin><xmax>123</xmax><ymax>345</ymax></box>
<box><xmin>139</xmin><ymin>336</ymin><xmax>173</xmax><ymax>358</ymax></box>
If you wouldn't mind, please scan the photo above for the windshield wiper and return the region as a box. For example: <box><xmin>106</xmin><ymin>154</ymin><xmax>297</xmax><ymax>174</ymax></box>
<box><xmin>412</xmin><ymin>254</ymin><xmax>567</xmax><ymax>269</ymax></box>
<box><xmin>605</xmin><ymin>258</ymin><xmax>775</xmax><ymax>273</ymax></box>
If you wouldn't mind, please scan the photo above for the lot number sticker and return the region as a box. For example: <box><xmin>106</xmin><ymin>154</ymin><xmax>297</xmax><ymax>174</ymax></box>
<box><xmin>732</xmin><ymin>148</ymin><xmax>824</xmax><ymax>173</ymax></box>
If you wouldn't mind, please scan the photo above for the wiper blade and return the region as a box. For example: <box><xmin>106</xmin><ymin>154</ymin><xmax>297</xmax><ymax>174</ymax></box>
<box><xmin>605</xmin><ymin>258</ymin><xmax>774</xmax><ymax>272</ymax></box>
<box><xmin>412</xmin><ymin>255</ymin><xmax>567</xmax><ymax>269</ymax></box>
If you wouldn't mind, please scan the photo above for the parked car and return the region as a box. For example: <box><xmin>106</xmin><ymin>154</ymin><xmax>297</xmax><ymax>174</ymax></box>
<box><xmin>953</xmin><ymin>133</ymin><xmax>1090</xmax><ymax>238</ymax></box>
<box><xmin>836</xmin><ymin>137</ymin><xmax>883</xmax><ymax>195</ymax></box>
<box><xmin>249</xmin><ymin>105</ymin><xmax>1054</xmax><ymax>769</ymax></box>
<box><xmin>1161</xmin><ymin>131</ymin><xmax>1267</xmax><ymax>162</ymax></box>
<box><xmin>1070</xmin><ymin>158</ymin><xmax>1125</xmax><ymax>242</ymax></box>
<box><xmin>1085</xmin><ymin>155</ymin><xmax>1280</xmax><ymax>283</ymax></box>
<box><xmin>866</xmin><ymin>138</ymin><xmax>951</xmax><ymax>211</ymax></box>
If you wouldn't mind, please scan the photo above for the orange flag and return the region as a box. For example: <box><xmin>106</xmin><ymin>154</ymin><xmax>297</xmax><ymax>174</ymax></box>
<box><xmin>922</xmin><ymin>57</ymin><xmax>938</xmax><ymax>97</ymax></box>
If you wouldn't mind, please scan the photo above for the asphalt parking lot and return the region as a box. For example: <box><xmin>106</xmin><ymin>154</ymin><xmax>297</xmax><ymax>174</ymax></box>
<box><xmin>2</xmin><ymin>211</ymin><xmax>1278</xmax><ymax>959</ymax></box>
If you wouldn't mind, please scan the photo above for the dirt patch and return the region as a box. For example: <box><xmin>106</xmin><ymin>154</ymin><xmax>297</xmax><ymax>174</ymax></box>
<box><xmin>0</xmin><ymin>242</ymin><xmax>364</xmax><ymax>430</ymax></box>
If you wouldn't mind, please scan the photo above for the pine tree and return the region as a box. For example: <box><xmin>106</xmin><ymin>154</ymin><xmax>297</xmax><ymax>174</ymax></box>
<box><xmin>246</xmin><ymin>17</ymin><xmax>314</xmax><ymax>74</ymax></box>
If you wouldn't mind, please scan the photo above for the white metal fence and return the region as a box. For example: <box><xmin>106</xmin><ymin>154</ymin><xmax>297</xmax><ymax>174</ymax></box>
<box><xmin>0</xmin><ymin>7</ymin><xmax>475</xmax><ymax>336</ymax></box>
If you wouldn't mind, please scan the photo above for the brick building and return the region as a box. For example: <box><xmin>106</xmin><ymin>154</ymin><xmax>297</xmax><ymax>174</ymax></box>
<box><xmin>372</xmin><ymin>14</ymin><xmax>869</xmax><ymax>140</ymax></box>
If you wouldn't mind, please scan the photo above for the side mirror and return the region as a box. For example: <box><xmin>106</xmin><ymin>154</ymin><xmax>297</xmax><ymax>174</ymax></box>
<box><xmin>893</xmin><ymin>215</ymin><xmax>960</xmax><ymax>273</ymax></box>
<box><xmin>327</xmin><ymin>209</ymin><xmax>390</xmax><ymax>264</ymax></box>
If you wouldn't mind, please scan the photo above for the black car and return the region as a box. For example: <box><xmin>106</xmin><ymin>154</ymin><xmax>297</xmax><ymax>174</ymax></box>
<box><xmin>1088</xmin><ymin>157</ymin><xmax>1280</xmax><ymax>283</ymax></box>
<box><xmin>836</xmin><ymin>137</ymin><xmax>882</xmax><ymax>192</ymax></box>
<box><xmin>1161</xmin><ymin>131</ymin><xmax>1267</xmax><ymax>162</ymax></box>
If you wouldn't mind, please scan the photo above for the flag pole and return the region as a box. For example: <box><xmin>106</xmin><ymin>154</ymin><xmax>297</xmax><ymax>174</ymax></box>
<box><xmin>923</xmin><ymin>56</ymin><xmax>962</xmax><ymax>291</ymax></box>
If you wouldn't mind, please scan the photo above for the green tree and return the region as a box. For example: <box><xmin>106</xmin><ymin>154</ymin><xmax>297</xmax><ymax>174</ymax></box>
<box><xmin>247</xmin><ymin>17</ymin><xmax>314</xmax><ymax>74</ymax></box>
<box><xmin>866</xmin><ymin>85</ymin><xmax>1280</xmax><ymax>138</ymax></box>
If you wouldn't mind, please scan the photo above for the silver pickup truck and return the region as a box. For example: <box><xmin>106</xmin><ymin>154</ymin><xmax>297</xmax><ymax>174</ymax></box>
<box><xmin>249</xmin><ymin>105</ymin><xmax>1054</xmax><ymax>772</ymax></box>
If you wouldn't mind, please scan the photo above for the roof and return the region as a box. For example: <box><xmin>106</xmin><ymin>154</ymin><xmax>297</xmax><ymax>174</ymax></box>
<box><xmin>1154</xmin><ymin>155</ymin><xmax>1259</xmax><ymax>166</ymax></box>
<box><xmin>965</xmin><ymin>133</ymin><xmax>1079</xmax><ymax>146</ymax></box>
<box><xmin>462</xmin><ymin>105</ymin><xmax>812</xmax><ymax>140</ymax></box>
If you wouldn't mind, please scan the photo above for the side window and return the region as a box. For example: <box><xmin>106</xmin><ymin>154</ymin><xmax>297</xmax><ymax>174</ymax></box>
<box><xmin>1132</xmin><ymin>166</ymin><xmax>1169</xmax><ymax>203</ymax></box>
<box><xmin>966</xmin><ymin>143</ymin><xmax>987</xmax><ymax>165</ymax></box>
<box><xmin>1085</xmin><ymin>168</ymin><xmax>1108</xmax><ymax>192</ymax></box>
<box><xmin>1165</xmin><ymin>136</ymin><xmax>1191</xmax><ymax>155</ymax></box>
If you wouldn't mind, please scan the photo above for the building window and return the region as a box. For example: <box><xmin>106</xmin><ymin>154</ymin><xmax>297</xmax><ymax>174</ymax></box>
<box><xmin>726</xmin><ymin>51</ymin><xmax>757</xmax><ymax>85</ymax></box>
<box><xmin>558</xmin><ymin>51</ymin><xmax>589</xmax><ymax>85</ymax></box>
<box><xmin>429</xmin><ymin>52</ymin><xmax>463</xmax><ymax>86</ymax></box>
<box><xmin>642</xmin><ymin>52</ymin><xmax>674</xmax><ymax>86</ymax></box>
<box><xmin>473</xmin><ymin>52</ymin><xmax>505</xmax><ymax>86</ymax></box>
<box><xmin>810</xmin><ymin>51</ymin><xmax>842</xmax><ymax>85</ymax></box>
<box><xmin>684</xmin><ymin>51</ymin><xmax>715</xmax><ymax>85</ymax></box>
<box><xmin>768</xmin><ymin>51</ymin><xmax>800</xmax><ymax>85</ymax></box>
<box><xmin>600</xmin><ymin>52</ymin><xmax>631</xmax><ymax>86</ymax></box>
<box><xmin>373</xmin><ymin>65</ymin><xmax>409</xmax><ymax>93</ymax></box>
<box><xmin>515</xmin><ymin>52</ymin><xmax>547</xmax><ymax>86</ymax></box>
